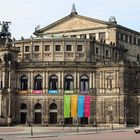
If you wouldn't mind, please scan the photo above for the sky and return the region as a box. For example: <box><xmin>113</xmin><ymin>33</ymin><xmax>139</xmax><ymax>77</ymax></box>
<box><xmin>0</xmin><ymin>0</ymin><xmax>140</xmax><ymax>39</ymax></box>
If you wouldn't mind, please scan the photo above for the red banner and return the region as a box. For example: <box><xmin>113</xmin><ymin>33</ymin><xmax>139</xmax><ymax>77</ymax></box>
<box><xmin>84</xmin><ymin>96</ymin><xmax>90</xmax><ymax>117</ymax></box>
<box><xmin>32</xmin><ymin>90</ymin><xmax>42</xmax><ymax>94</ymax></box>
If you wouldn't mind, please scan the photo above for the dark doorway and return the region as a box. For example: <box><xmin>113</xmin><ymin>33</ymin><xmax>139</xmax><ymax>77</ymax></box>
<box><xmin>50</xmin><ymin>112</ymin><xmax>57</xmax><ymax>124</ymax></box>
<box><xmin>49</xmin><ymin>103</ymin><xmax>57</xmax><ymax>124</ymax></box>
<box><xmin>20</xmin><ymin>113</ymin><xmax>26</xmax><ymax>124</ymax></box>
<box><xmin>35</xmin><ymin>112</ymin><xmax>42</xmax><ymax>124</ymax></box>
<box><xmin>20</xmin><ymin>103</ymin><xmax>27</xmax><ymax>124</ymax></box>
<box><xmin>34</xmin><ymin>103</ymin><xmax>42</xmax><ymax>124</ymax></box>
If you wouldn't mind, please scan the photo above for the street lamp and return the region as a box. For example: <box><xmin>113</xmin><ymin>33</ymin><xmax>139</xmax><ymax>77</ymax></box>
<box><xmin>76</xmin><ymin>117</ymin><xmax>79</xmax><ymax>133</ymax></box>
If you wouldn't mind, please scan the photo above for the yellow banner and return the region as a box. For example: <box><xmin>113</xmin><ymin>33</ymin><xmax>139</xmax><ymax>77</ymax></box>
<box><xmin>71</xmin><ymin>95</ymin><xmax>78</xmax><ymax>117</ymax></box>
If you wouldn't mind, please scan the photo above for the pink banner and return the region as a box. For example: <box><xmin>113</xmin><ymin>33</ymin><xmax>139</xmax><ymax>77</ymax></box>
<box><xmin>32</xmin><ymin>90</ymin><xmax>42</xmax><ymax>94</ymax></box>
<box><xmin>84</xmin><ymin>96</ymin><xmax>91</xmax><ymax>117</ymax></box>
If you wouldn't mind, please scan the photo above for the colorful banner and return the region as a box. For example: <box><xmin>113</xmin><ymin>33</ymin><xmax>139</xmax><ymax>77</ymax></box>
<box><xmin>78</xmin><ymin>96</ymin><xmax>84</xmax><ymax>118</ymax></box>
<box><xmin>64</xmin><ymin>95</ymin><xmax>71</xmax><ymax>118</ymax></box>
<box><xmin>48</xmin><ymin>90</ymin><xmax>58</xmax><ymax>94</ymax></box>
<box><xmin>71</xmin><ymin>95</ymin><xmax>78</xmax><ymax>117</ymax></box>
<box><xmin>32</xmin><ymin>90</ymin><xmax>42</xmax><ymax>94</ymax></box>
<box><xmin>84</xmin><ymin>96</ymin><xmax>91</xmax><ymax>117</ymax></box>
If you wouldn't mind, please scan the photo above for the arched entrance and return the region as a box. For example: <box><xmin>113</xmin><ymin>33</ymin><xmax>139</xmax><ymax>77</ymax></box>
<box><xmin>34</xmin><ymin>103</ymin><xmax>42</xmax><ymax>124</ymax></box>
<box><xmin>20</xmin><ymin>103</ymin><xmax>27</xmax><ymax>124</ymax></box>
<box><xmin>49</xmin><ymin>103</ymin><xmax>57</xmax><ymax>124</ymax></box>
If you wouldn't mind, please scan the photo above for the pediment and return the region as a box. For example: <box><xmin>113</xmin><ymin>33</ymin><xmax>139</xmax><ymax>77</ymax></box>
<box><xmin>37</xmin><ymin>14</ymin><xmax>109</xmax><ymax>35</ymax></box>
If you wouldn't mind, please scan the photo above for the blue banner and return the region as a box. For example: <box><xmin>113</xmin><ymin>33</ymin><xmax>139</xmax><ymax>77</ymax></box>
<box><xmin>78</xmin><ymin>96</ymin><xmax>84</xmax><ymax>118</ymax></box>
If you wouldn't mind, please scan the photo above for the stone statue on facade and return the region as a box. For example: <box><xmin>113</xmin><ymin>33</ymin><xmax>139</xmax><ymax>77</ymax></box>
<box><xmin>0</xmin><ymin>21</ymin><xmax>11</xmax><ymax>38</ymax></box>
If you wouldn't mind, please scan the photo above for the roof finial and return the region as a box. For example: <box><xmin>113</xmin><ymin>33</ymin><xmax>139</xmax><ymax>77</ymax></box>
<box><xmin>71</xmin><ymin>4</ymin><xmax>78</xmax><ymax>15</ymax></box>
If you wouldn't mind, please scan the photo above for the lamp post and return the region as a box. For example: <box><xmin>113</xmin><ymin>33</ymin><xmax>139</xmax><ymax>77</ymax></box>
<box><xmin>76</xmin><ymin>117</ymin><xmax>79</xmax><ymax>133</ymax></box>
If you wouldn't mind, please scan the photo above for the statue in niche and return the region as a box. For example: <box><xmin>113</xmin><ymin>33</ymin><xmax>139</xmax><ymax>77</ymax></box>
<box><xmin>107</xmin><ymin>76</ymin><xmax>112</xmax><ymax>89</ymax></box>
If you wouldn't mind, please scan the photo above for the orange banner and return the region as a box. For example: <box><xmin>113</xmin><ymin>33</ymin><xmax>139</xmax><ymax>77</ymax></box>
<box><xmin>71</xmin><ymin>95</ymin><xmax>78</xmax><ymax>117</ymax></box>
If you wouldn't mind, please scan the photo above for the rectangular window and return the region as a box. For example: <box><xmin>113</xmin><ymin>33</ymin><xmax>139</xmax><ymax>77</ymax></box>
<box><xmin>80</xmin><ymin>34</ymin><xmax>86</xmax><ymax>39</ymax></box>
<box><xmin>138</xmin><ymin>39</ymin><xmax>140</xmax><ymax>45</ymax></box>
<box><xmin>115</xmin><ymin>52</ymin><xmax>118</xmax><ymax>59</ymax></box>
<box><xmin>99</xmin><ymin>32</ymin><xmax>105</xmax><ymax>41</ymax></box>
<box><xmin>25</xmin><ymin>46</ymin><xmax>30</xmax><ymax>52</ymax></box>
<box><xmin>96</xmin><ymin>47</ymin><xmax>98</xmax><ymax>54</ymax></box>
<box><xmin>106</xmin><ymin>50</ymin><xmax>109</xmax><ymax>56</ymax></box>
<box><xmin>129</xmin><ymin>36</ymin><xmax>132</xmax><ymax>43</ymax></box>
<box><xmin>55</xmin><ymin>45</ymin><xmax>61</xmax><ymax>51</ymax></box>
<box><xmin>45</xmin><ymin>45</ymin><xmax>50</xmax><ymax>51</ymax></box>
<box><xmin>134</xmin><ymin>37</ymin><xmax>137</xmax><ymax>45</ymax></box>
<box><xmin>89</xmin><ymin>33</ymin><xmax>96</xmax><ymax>40</ymax></box>
<box><xmin>66</xmin><ymin>45</ymin><xmax>72</xmax><ymax>51</ymax></box>
<box><xmin>77</xmin><ymin>45</ymin><xmax>82</xmax><ymax>51</ymax></box>
<box><xmin>120</xmin><ymin>33</ymin><xmax>123</xmax><ymax>41</ymax></box>
<box><xmin>16</xmin><ymin>47</ymin><xmax>20</xmax><ymax>52</ymax></box>
<box><xmin>34</xmin><ymin>45</ymin><xmax>39</xmax><ymax>52</ymax></box>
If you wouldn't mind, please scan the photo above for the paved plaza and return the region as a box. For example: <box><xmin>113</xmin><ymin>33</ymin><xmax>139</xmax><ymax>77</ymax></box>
<box><xmin>0</xmin><ymin>126</ymin><xmax>139</xmax><ymax>140</ymax></box>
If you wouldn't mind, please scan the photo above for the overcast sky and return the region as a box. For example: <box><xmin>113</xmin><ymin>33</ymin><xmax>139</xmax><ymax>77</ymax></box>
<box><xmin>0</xmin><ymin>0</ymin><xmax>140</xmax><ymax>39</ymax></box>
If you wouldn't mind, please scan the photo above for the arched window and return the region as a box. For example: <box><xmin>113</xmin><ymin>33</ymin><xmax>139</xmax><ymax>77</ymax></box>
<box><xmin>34</xmin><ymin>75</ymin><xmax>42</xmax><ymax>90</ymax></box>
<box><xmin>20</xmin><ymin>75</ymin><xmax>28</xmax><ymax>90</ymax></box>
<box><xmin>21</xmin><ymin>103</ymin><xmax>27</xmax><ymax>110</ymax></box>
<box><xmin>35</xmin><ymin>103</ymin><xmax>42</xmax><ymax>110</ymax></box>
<box><xmin>50</xmin><ymin>103</ymin><xmax>57</xmax><ymax>110</ymax></box>
<box><xmin>49</xmin><ymin>75</ymin><xmax>58</xmax><ymax>90</ymax></box>
<box><xmin>80</xmin><ymin>75</ymin><xmax>89</xmax><ymax>91</ymax></box>
<box><xmin>64</xmin><ymin>75</ymin><xmax>74</xmax><ymax>90</ymax></box>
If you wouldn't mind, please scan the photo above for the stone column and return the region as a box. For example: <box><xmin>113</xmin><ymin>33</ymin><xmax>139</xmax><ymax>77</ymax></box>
<box><xmin>2</xmin><ymin>72</ymin><xmax>5</xmax><ymax>88</ymax></box>
<box><xmin>42</xmin><ymin>99</ymin><xmax>46</xmax><ymax>124</ymax></box>
<box><xmin>61</xmin><ymin>71</ymin><xmax>64</xmax><ymax>94</ymax></box>
<box><xmin>30</xmin><ymin>72</ymin><xmax>33</xmax><ymax>93</ymax></box>
<box><xmin>62</xmin><ymin>39</ymin><xmax>65</xmax><ymax>61</ymax></box>
<box><xmin>46</xmin><ymin>72</ymin><xmax>49</xmax><ymax>92</ymax></box>
<box><xmin>51</xmin><ymin>38</ymin><xmax>54</xmax><ymax>61</ymax></box>
<box><xmin>93</xmin><ymin>72</ymin><xmax>95</xmax><ymax>89</ymax></box>
<box><xmin>43</xmin><ymin>72</ymin><xmax>46</xmax><ymax>93</ymax></box>
<box><xmin>0</xmin><ymin>94</ymin><xmax>2</xmax><ymax>116</ymax></box>
<box><xmin>41</xmin><ymin>39</ymin><xmax>44</xmax><ymax>61</ymax></box>
<box><xmin>90</xmin><ymin>72</ymin><xmax>93</xmax><ymax>90</ymax></box>
<box><xmin>30</xmin><ymin>39</ymin><xmax>33</xmax><ymax>61</ymax></box>
<box><xmin>21</xmin><ymin>42</ymin><xmax>24</xmax><ymax>62</ymax></box>
<box><xmin>74</xmin><ymin>72</ymin><xmax>77</xmax><ymax>93</ymax></box>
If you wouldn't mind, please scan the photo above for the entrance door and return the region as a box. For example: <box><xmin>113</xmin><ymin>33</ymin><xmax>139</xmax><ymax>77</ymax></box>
<box><xmin>20</xmin><ymin>113</ymin><xmax>26</xmax><ymax>124</ymax></box>
<box><xmin>35</xmin><ymin>112</ymin><xmax>42</xmax><ymax>124</ymax></box>
<box><xmin>34</xmin><ymin>103</ymin><xmax>42</xmax><ymax>124</ymax></box>
<box><xmin>49</xmin><ymin>103</ymin><xmax>57</xmax><ymax>124</ymax></box>
<box><xmin>20</xmin><ymin>103</ymin><xmax>27</xmax><ymax>124</ymax></box>
<box><xmin>50</xmin><ymin>112</ymin><xmax>57</xmax><ymax>124</ymax></box>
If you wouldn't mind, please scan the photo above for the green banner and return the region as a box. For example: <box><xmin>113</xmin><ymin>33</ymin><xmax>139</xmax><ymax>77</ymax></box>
<box><xmin>64</xmin><ymin>95</ymin><xmax>71</xmax><ymax>118</ymax></box>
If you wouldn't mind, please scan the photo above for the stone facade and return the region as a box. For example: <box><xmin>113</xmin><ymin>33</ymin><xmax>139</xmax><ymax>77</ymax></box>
<box><xmin>0</xmin><ymin>10</ymin><xmax>139</xmax><ymax>126</ymax></box>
